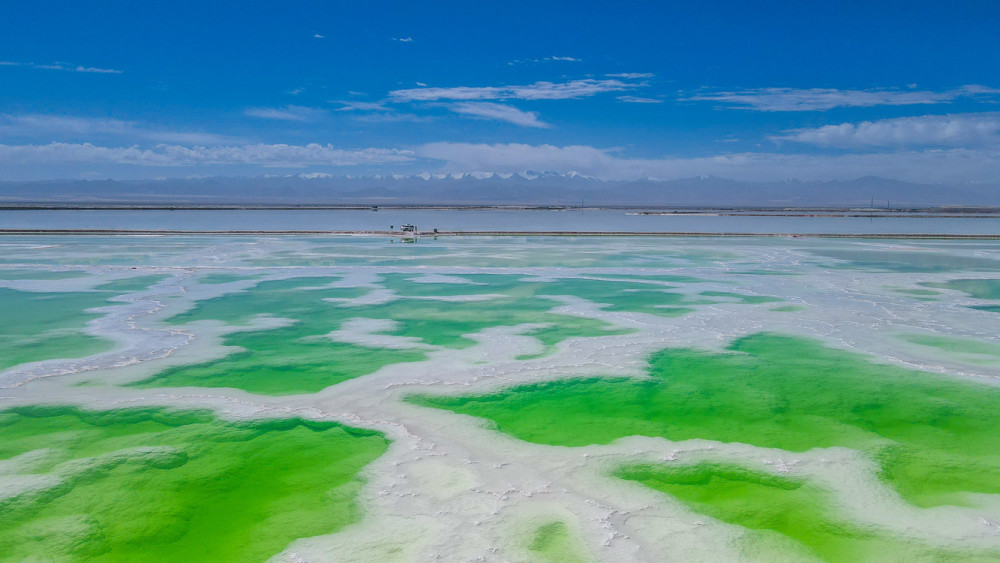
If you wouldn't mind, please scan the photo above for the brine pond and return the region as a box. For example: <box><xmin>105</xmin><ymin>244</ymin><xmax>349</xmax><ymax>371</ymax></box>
<box><xmin>3</xmin><ymin>207</ymin><xmax>1000</xmax><ymax>234</ymax></box>
<box><xmin>2</xmin><ymin>233</ymin><xmax>1000</xmax><ymax>561</ymax></box>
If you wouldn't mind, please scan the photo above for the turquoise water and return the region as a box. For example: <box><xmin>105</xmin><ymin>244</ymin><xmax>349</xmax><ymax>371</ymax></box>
<box><xmin>2</xmin><ymin>208</ymin><xmax>999</xmax><ymax>234</ymax></box>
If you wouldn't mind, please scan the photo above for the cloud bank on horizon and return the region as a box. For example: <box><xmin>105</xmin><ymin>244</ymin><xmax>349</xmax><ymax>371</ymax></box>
<box><xmin>1</xmin><ymin>1</ymin><xmax>999</xmax><ymax>185</ymax></box>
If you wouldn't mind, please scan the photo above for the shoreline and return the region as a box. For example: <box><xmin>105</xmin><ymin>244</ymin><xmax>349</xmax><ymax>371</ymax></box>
<box><xmin>1</xmin><ymin>229</ymin><xmax>998</xmax><ymax>239</ymax></box>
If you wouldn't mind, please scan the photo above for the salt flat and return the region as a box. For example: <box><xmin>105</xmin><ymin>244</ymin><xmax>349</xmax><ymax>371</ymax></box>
<box><xmin>2</xmin><ymin>235</ymin><xmax>1000</xmax><ymax>561</ymax></box>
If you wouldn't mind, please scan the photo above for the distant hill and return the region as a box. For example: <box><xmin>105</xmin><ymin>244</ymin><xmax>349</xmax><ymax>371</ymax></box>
<box><xmin>1</xmin><ymin>173</ymin><xmax>997</xmax><ymax>208</ymax></box>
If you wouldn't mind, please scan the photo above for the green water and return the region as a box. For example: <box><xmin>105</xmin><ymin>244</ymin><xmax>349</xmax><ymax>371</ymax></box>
<box><xmin>770</xmin><ymin>305</ymin><xmax>806</xmax><ymax>312</ymax></box>
<box><xmin>902</xmin><ymin>334</ymin><xmax>1000</xmax><ymax>365</ymax></box>
<box><xmin>923</xmin><ymin>279</ymin><xmax>1000</xmax><ymax>300</ymax></box>
<box><xmin>526</xmin><ymin>521</ymin><xmax>592</xmax><ymax>562</ymax></box>
<box><xmin>888</xmin><ymin>287</ymin><xmax>941</xmax><ymax>301</ymax></box>
<box><xmin>921</xmin><ymin>279</ymin><xmax>1000</xmax><ymax>313</ymax></box>
<box><xmin>94</xmin><ymin>275</ymin><xmax>169</xmax><ymax>293</ymax></box>
<box><xmin>514</xmin><ymin>320</ymin><xmax>625</xmax><ymax>360</ymax></box>
<box><xmin>381</xmin><ymin>273</ymin><xmax>721</xmax><ymax>318</ymax></box>
<box><xmin>150</xmin><ymin>277</ymin><xmax>621</xmax><ymax>393</ymax></box>
<box><xmin>810</xmin><ymin>249</ymin><xmax>1000</xmax><ymax>273</ymax></box>
<box><xmin>892</xmin><ymin>288</ymin><xmax>941</xmax><ymax>297</ymax></box>
<box><xmin>699</xmin><ymin>291</ymin><xmax>782</xmax><ymax>305</ymax></box>
<box><xmin>167</xmin><ymin>274</ymin><xmax>635</xmax><ymax>346</ymax></box>
<box><xmin>136</xmin><ymin>338</ymin><xmax>427</xmax><ymax>395</ymax></box>
<box><xmin>198</xmin><ymin>273</ymin><xmax>257</xmax><ymax>284</ymax></box>
<box><xmin>389</xmin><ymin>272</ymin><xmax>779</xmax><ymax>319</ymax></box>
<box><xmin>132</xmin><ymin>277</ymin><xmax>425</xmax><ymax>394</ymax></box>
<box><xmin>0</xmin><ymin>288</ymin><xmax>114</xmax><ymax>371</ymax></box>
<box><xmin>0</xmin><ymin>406</ymin><xmax>388</xmax><ymax>562</ymax></box>
<box><xmin>0</xmin><ymin>269</ymin><xmax>88</xmax><ymax>280</ymax></box>
<box><xmin>732</xmin><ymin>270</ymin><xmax>802</xmax><ymax>276</ymax></box>
<box><xmin>134</xmin><ymin>275</ymin><xmax>637</xmax><ymax>394</ymax></box>
<box><xmin>617</xmin><ymin>463</ymin><xmax>995</xmax><ymax>562</ymax></box>
<box><xmin>602</xmin><ymin>274</ymin><xmax>709</xmax><ymax>283</ymax></box>
<box><xmin>243</xmin><ymin>241</ymin><xmax>740</xmax><ymax>270</ymax></box>
<box><xmin>410</xmin><ymin>334</ymin><xmax>1000</xmax><ymax>508</ymax></box>
<box><xmin>0</xmin><ymin>274</ymin><xmax>183</xmax><ymax>372</ymax></box>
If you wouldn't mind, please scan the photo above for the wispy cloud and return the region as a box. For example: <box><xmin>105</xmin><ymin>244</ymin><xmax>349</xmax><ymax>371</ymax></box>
<box><xmin>508</xmin><ymin>56</ymin><xmax>581</xmax><ymax>65</ymax></box>
<box><xmin>5</xmin><ymin>139</ymin><xmax>1000</xmax><ymax>183</ymax></box>
<box><xmin>390</xmin><ymin>79</ymin><xmax>643</xmax><ymax>102</ymax></box>
<box><xmin>393</xmin><ymin>37</ymin><xmax>413</xmax><ymax>42</ymax></box>
<box><xmin>332</xmin><ymin>100</ymin><xmax>429</xmax><ymax>122</ymax></box>
<box><xmin>683</xmin><ymin>85</ymin><xmax>1000</xmax><ymax>111</ymax></box>
<box><xmin>313</xmin><ymin>34</ymin><xmax>324</xmax><ymax>39</ymax></box>
<box><xmin>73</xmin><ymin>66</ymin><xmax>122</xmax><ymax>74</ymax></box>
<box><xmin>607</xmin><ymin>72</ymin><xmax>654</xmax><ymax>79</ymax></box>
<box><xmin>243</xmin><ymin>105</ymin><xmax>327</xmax><ymax>121</ymax></box>
<box><xmin>0</xmin><ymin>143</ymin><xmax>414</xmax><ymax>167</ymax></box>
<box><xmin>774</xmin><ymin>113</ymin><xmax>1000</xmax><ymax>148</ymax></box>
<box><xmin>0</xmin><ymin>114</ymin><xmax>240</xmax><ymax>145</ymax></box>
<box><xmin>415</xmin><ymin>141</ymin><xmax>1000</xmax><ymax>183</ymax></box>
<box><xmin>448</xmin><ymin>102</ymin><xmax>550</xmax><ymax>128</ymax></box>
<box><xmin>351</xmin><ymin>112</ymin><xmax>430</xmax><ymax>123</ymax></box>
<box><xmin>617</xmin><ymin>95</ymin><xmax>662</xmax><ymax>104</ymax></box>
<box><xmin>0</xmin><ymin>61</ymin><xmax>122</xmax><ymax>74</ymax></box>
<box><xmin>335</xmin><ymin>100</ymin><xmax>391</xmax><ymax>112</ymax></box>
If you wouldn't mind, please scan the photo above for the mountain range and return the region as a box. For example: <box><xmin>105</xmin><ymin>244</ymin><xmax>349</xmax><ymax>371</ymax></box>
<box><xmin>1</xmin><ymin>173</ymin><xmax>997</xmax><ymax>208</ymax></box>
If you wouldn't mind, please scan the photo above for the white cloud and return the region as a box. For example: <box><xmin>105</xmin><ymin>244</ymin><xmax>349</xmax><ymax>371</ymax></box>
<box><xmin>607</xmin><ymin>72</ymin><xmax>654</xmax><ymax>79</ymax></box>
<box><xmin>448</xmin><ymin>102</ymin><xmax>550</xmax><ymax>128</ymax></box>
<box><xmin>775</xmin><ymin>113</ymin><xmax>1000</xmax><ymax>148</ymax></box>
<box><xmin>335</xmin><ymin>100</ymin><xmax>391</xmax><ymax>112</ymax></box>
<box><xmin>414</xmin><ymin>142</ymin><xmax>1000</xmax><ymax>183</ymax></box>
<box><xmin>5</xmin><ymin>139</ymin><xmax>1000</xmax><ymax>183</ymax></box>
<box><xmin>0</xmin><ymin>115</ymin><xmax>131</xmax><ymax>136</ymax></box>
<box><xmin>74</xmin><ymin>66</ymin><xmax>122</xmax><ymax>74</ymax></box>
<box><xmin>0</xmin><ymin>143</ymin><xmax>414</xmax><ymax>167</ymax></box>
<box><xmin>313</xmin><ymin>34</ymin><xmax>325</xmax><ymax>38</ymax></box>
<box><xmin>682</xmin><ymin>85</ymin><xmax>1000</xmax><ymax>111</ymax></box>
<box><xmin>243</xmin><ymin>105</ymin><xmax>327</xmax><ymax>121</ymax></box>
<box><xmin>391</xmin><ymin>85</ymin><xmax>504</xmax><ymax>102</ymax></box>
<box><xmin>332</xmin><ymin>100</ymin><xmax>428</xmax><ymax>122</ymax></box>
<box><xmin>0</xmin><ymin>61</ymin><xmax>122</xmax><ymax>74</ymax></box>
<box><xmin>0</xmin><ymin>114</ymin><xmax>241</xmax><ymax>145</ymax></box>
<box><xmin>617</xmin><ymin>95</ymin><xmax>662</xmax><ymax>104</ymax></box>
<box><xmin>508</xmin><ymin>56</ymin><xmax>582</xmax><ymax>65</ymax></box>
<box><xmin>389</xmin><ymin>79</ymin><xmax>642</xmax><ymax>102</ymax></box>
<box><xmin>352</xmin><ymin>112</ymin><xmax>430</xmax><ymax>123</ymax></box>
<box><xmin>393</xmin><ymin>37</ymin><xmax>413</xmax><ymax>42</ymax></box>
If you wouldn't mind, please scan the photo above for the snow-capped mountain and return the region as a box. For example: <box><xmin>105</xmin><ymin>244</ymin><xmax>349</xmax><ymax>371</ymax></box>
<box><xmin>1</xmin><ymin>172</ymin><xmax>997</xmax><ymax>207</ymax></box>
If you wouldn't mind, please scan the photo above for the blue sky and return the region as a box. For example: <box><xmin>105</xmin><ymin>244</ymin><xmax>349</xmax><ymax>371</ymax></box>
<box><xmin>2</xmin><ymin>0</ymin><xmax>999</xmax><ymax>182</ymax></box>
